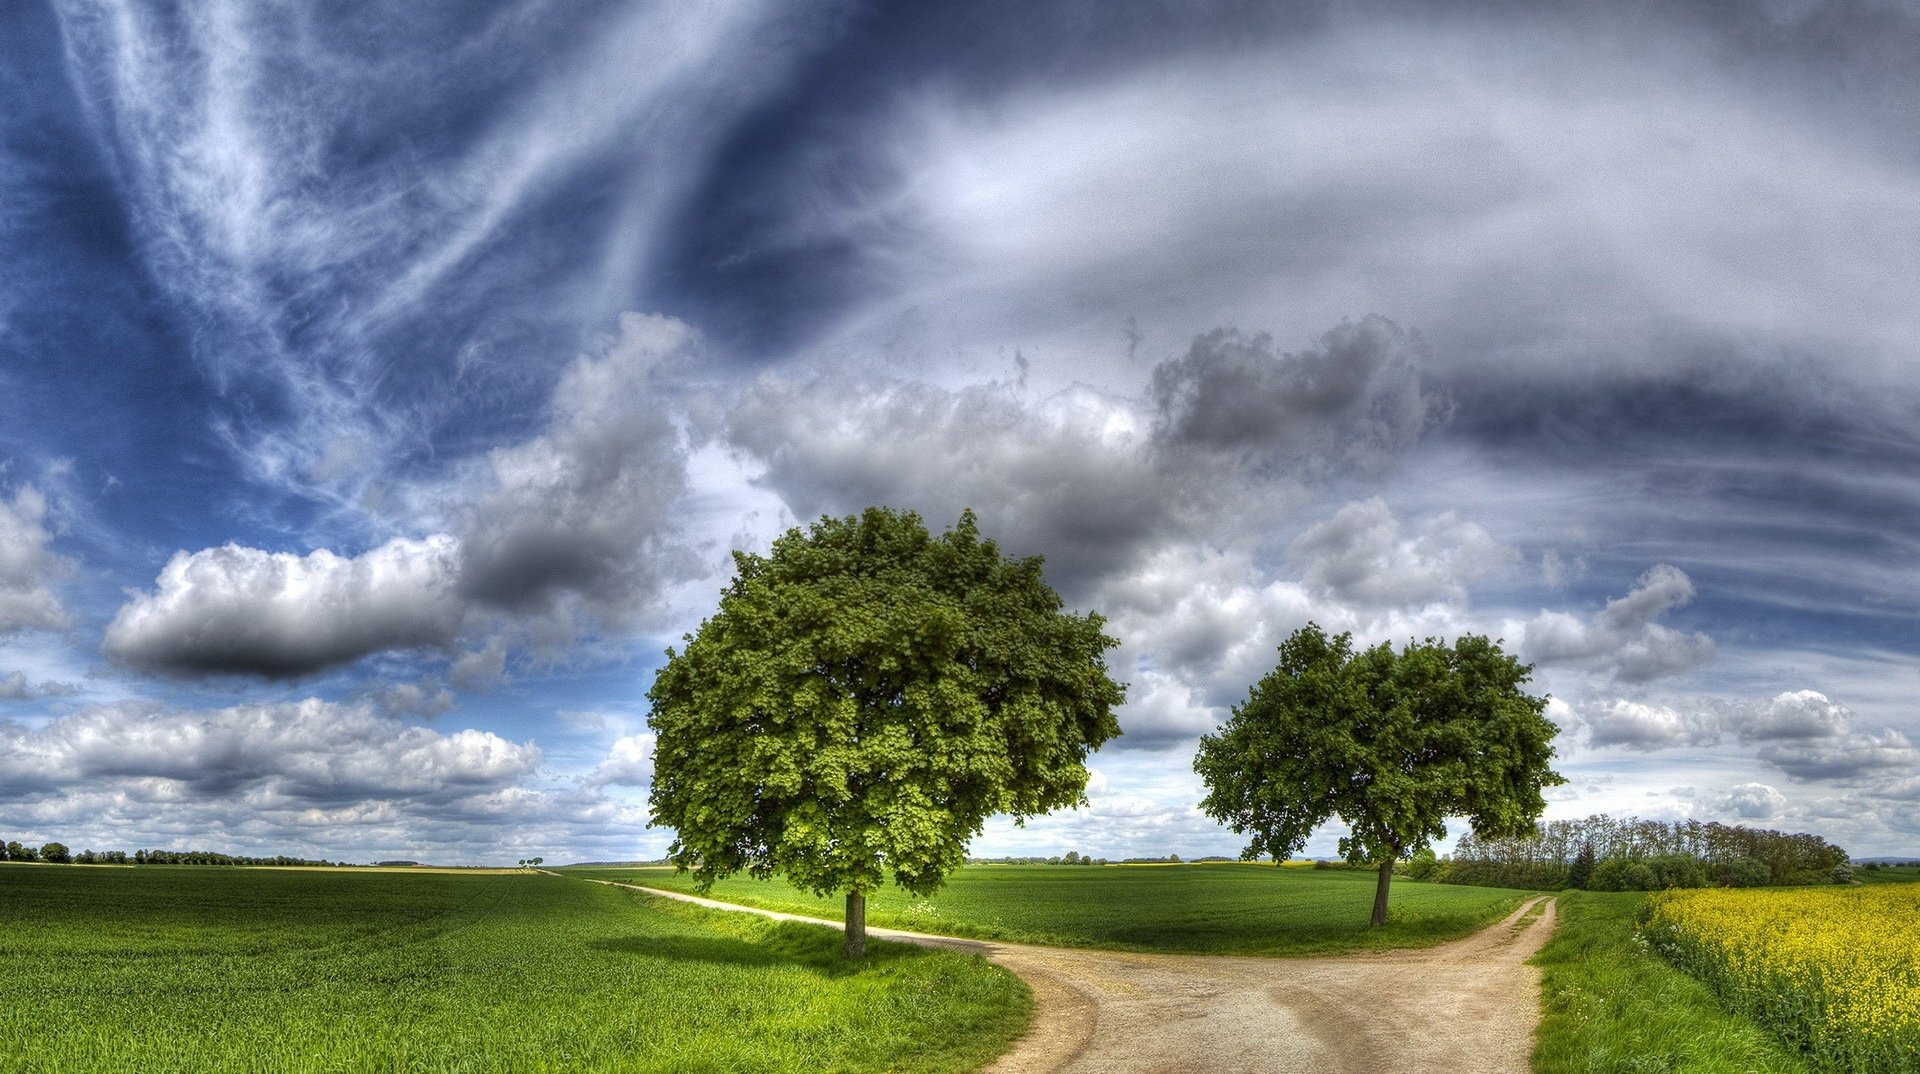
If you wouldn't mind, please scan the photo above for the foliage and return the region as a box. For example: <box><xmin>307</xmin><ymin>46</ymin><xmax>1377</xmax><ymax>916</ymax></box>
<box><xmin>0</xmin><ymin>865</ymin><xmax>1028</xmax><ymax>1074</ymax></box>
<box><xmin>36</xmin><ymin>842</ymin><xmax>70</xmax><ymax>863</ymax></box>
<box><xmin>1398</xmin><ymin>848</ymin><xmax>1440</xmax><ymax>881</ymax></box>
<box><xmin>1721</xmin><ymin>855</ymin><xmax>1772</xmax><ymax>888</ymax></box>
<box><xmin>648</xmin><ymin>507</ymin><xmax>1124</xmax><ymax>910</ymax></box>
<box><xmin>1435</xmin><ymin>858</ymin><xmax>1569</xmax><ymax>890</ymax></box>
<box><xmin>1567</xmin><ymin>843</ymin><xmax>1596</xmax><ymax>890</ymax></box>
<box><xmin>1531</xmin><ymin>891</ymin><xmax>1815</xmax><ymax>1074</ymax></box>
<box><xmin>1452</xmin><ymin>815</ymin><xmax>1848</xmax><ymax>886</ymax></box>
<box><xmin>1589</xmin><ymin>858</ymin><xmax>1658</xmax><ymax>892</ymax></box>
<box><xmin>578</xmin><ymin>862</ymin><xmax>1530</xmax><ymax>957</ymax></box>
<box><xmin>1194</xmin><ymin>625</ymin><xmax>1560</xmax><ymax>922</ymax></box>
<box><xmin>1644</xmin><ymin>885</ymin><xmax>1920</xmax><ymax>1072</ymax></box>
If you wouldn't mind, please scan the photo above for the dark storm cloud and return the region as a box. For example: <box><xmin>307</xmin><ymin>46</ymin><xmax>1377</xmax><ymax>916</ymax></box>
<box><xmin>727</xmin><ymin>316</ymin><xmax>1445</xmax><ymax>597</ymax></box>
<box><xmin>454</xmin><ymin>314</ymin><xmax>699</xmax><ymax>621</ymax></box>
<box><xmin>1149</xmin><ymin>317</ymin><xmax>1449</xmax><ymax>475</ymax></box>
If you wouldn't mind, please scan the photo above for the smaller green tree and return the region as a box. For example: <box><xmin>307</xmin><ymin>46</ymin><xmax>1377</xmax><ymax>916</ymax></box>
<box><xmin>649</xmin><ymin>507</ymin><xmax>1125</xmax><ymax>957</ymax></box>
<box><xmin>39</xmin><ymin>842</ymin><xmax>70</xmax><ymax>864</ymax></box>
<box><xmin>1195</xmin><ymin>625</ymin><xmax>1563</xmax><ymax>925</ymax></box>
<box><xmin>1568</xmin><ymin>842</ymin><xmax>1597</xmax><ymax>890</ymax></box>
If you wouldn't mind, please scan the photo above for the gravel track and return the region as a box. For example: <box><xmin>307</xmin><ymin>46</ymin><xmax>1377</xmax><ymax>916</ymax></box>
<box><xmin>585</xmin><ymin>878</ymin><xmax>1556</xmax><ymax>1074</ymax></box>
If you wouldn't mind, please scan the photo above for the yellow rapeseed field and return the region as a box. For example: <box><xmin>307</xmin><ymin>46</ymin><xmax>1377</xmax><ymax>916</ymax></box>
<box><xmin>1642</xmin><ymin>884</ymin><xmax>1920</xmax><ymax>1072</ymax></box>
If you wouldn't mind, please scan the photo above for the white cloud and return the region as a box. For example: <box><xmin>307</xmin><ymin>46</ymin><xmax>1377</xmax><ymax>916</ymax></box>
<box><xmin>1289</xmin><ymin>497</ymin><xmax>1514</xmax><ymax>609</ymax></box>
<box><xmin>586</xmin><ymin>733</ymin><xmax>656</xmax><ymax>787</ymax></box>
<box><xmin>1519</xmin><ymin>564</ymin><xmax>1713</xmax><ymax>682</ymax></box>
<box><xmin>1577</xmin><ymin>698</ymin><xmax>1719</xmax><ymax>751</ymax></box>
<box><xmin>1719</xmin><ymin>782</ymin><xmax>1788</xmax><ymax>821</ymax></box>
<box><xmin>0</xmin><ymin>698</ymin><xmax>538</xmax><ymax>804</ymax></box>
<box><xmin>0</xmin><ymin>698</ymin><xmax>665</xmax><ymax>863</ymax></box>
<box><xmin>103</xmin><ymin>535</ymin><xmax>464</xmax><ymax>678</ymax></box>
<box><xmin>103</xmin><ymin>314</ymin><xmax>703</xmax><ymax>679</ymax></box>
<box><xmin>0</xmin><ymin>670</ymin><xmax>80</xmax><ymax>701</ymax></box>
<box><xmin>0</xmin><ymin>485</ymin><xmax>70</xmax><ymax>634</ymax></box>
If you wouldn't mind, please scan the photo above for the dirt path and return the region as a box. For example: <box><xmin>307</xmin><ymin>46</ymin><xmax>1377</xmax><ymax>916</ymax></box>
<box><xmin>586</xmin><ymin>879</ymin><xmax>1556</xmax><ymax>1074</ymax></box>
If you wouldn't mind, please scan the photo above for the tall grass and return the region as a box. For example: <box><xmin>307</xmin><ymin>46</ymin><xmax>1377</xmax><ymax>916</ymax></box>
<box><xmin>0</xmin><ymin>864</ymin><xmax>1027</xmax><ymax>1074</ymax></box>
<box><xmin>573</xmin><ymin>862</ymin><xmax>1529</xmax><ymax>956</ymax></box>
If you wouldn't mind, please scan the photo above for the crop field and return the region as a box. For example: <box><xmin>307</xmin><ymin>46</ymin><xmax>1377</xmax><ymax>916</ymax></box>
<box><xmin>0</xmin><ymin>864</ymin><xmax>1027</xmax><ymax>1074</ymax></box>
<box><xmin>1642</xmin><ymin>884</ymin><xmax>1920</xmax><ymax>1073</ymax></box>
<box><xmin>568</xmin><ymin>862</ymin><xmax>1530</xmax><ymax>956</ymax></box>
<box><xmin>1532</xmin><ymin>891</ymin><xmax>1816</xmax><ymax>1074</ymax></box>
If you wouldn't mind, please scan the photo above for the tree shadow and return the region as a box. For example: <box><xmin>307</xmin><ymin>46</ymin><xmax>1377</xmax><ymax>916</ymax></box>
<box><xmin>590</xmin><ymin>923</ymin><xmax>948</xmax><ymax>978</ymax></box>
<box><xmin>590</xmin><ymin>933</ymin><xmax>787</xmax><ymax>968</ymax></box>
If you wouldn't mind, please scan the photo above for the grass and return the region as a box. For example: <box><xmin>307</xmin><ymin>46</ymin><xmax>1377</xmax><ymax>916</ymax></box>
<box><xmin>565</xmin><ymin>862</ymin><xmax>1531</xmax><ymax>956</ymax></box>
<box><xmin>0</xmin><ymin>863</ymin><xmax>1028</xmax><ymax>1074</ymax></box>
<box><xmin>1531</xmin><ymin>890</ymin><xmax>1816</xmax><ymax>1074</ymax></box>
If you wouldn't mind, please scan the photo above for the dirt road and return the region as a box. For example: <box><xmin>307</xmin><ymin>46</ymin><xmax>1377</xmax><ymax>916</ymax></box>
<box><xmin>588</xmin><ymin>879</ymin><xmax>1556</xmax><ymax>1074</ymax></box>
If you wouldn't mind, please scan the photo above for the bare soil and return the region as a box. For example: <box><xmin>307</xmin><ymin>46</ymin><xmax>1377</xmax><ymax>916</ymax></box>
<box><xmin>590</xmin><ymin>879</ymin><xmax>1557</xmax><ymax>1074</ymax></box>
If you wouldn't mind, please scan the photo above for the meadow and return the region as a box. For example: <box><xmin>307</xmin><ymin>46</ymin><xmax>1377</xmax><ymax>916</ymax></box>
<box><xmin>0</xmin><ymin>864</ymin><xmax>1027</xmax><ymax>1074</ymax></box>
<box><xmin>1642</xmin><ymin>883</ymin><xmax>1920</xmax><ymax>1072</ymax></box>
<box><xmin>568</xmin><ymin>862</ymin><xmax>1531</xmax><ymax>955</ymax></box>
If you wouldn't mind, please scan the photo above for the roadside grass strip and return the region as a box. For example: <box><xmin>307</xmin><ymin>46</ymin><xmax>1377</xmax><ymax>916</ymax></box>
<box><xmin>572</xmin><ymin>862</ymin><xmax>1529</xmax><ymax>956</ymax></box>
<box><xmin>1532</xmin><ymin>891</ymin><xmax>1816</xmax><ymax>1074</ymax></box>
<box><xmin>1641</xmin><ymin>885</ymin><xmax>1920</xmax><ymax>1073</ymax></box>
<box><xmin>0</xmin><ymin>864</ymin><xmax>1028</xmax><ymax>1074</ymax></box>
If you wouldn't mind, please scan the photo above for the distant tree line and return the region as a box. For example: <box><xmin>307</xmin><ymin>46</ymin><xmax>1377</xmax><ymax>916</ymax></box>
<box><xmin>1</xmin><ymin>840</ymin><xmax>346</xmax><ymax>867</ymax></box>
<box><xmin>967</xmin><ymin>850</ymin><xmax>1109</xmax><ymax>866</ymax></box>
<box><xmin>1406</xmin><ymin>815</ymin><xmax>1851</xmax><ymax>891</ymax></box>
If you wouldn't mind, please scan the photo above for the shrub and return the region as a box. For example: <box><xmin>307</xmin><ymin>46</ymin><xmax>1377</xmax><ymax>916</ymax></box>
<box><xmin>1718</xmin><ymin>855</ymin><xmax>1771</xmax><ymax>888</ymax></box>
<box><xmin>1591</xmin><ymin>858</ymin><xmax>1659</xmax><ymax>892</ymax></box>
<box><xmin>1399</xmin><ymin>849</ymin><xmax>1440</xmax><ymax>882</ymax></box>
<box><xmin>1645</xmin><ymin>854</ymin><xmax>1709</xmax><ymax>890</ymax></box>
<box><xmin>1831</xmin><ymin>864</ymin><xmax>1855</xmax><ymax>885</ymax></box>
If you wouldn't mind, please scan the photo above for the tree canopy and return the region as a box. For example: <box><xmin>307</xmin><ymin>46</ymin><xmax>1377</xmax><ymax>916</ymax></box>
<box><xmin>1194</xmin><ymin>624</ymin><xmax>1562</xmax><ymax>925</ymax></box>
<box><xmin>647</xmin><ymin>506</ymin><xmax>1125</xmax><ymax>955</ymax></box>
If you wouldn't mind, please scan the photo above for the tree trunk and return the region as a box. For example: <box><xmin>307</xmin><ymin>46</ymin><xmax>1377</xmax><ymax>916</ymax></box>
<box><xmin>844</xmin><ymin>890</ymin><xmax>867</xmax><ymax>959</ymax></box>
<box><xmin>1370</xmin><ymin>859</ymin><xmax>1393</xmax><ymax>927</ymax></box>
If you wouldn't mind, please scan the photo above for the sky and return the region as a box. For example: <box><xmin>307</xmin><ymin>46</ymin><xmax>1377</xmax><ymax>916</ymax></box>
<box><xmin>3</xmin><ymin>0</ymin><xmax>1919</xmax><ymax>865</ymax></box>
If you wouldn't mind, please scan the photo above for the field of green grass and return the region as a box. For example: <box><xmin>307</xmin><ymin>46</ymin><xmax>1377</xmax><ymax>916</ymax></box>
<box><xmin>568</xmin><ymin>862</ymin><xmax>1531</xmax><ymax>956</ymax></box>
<box><xmin>1531</xmin><ymin>891</ymin><xmax>1816</xmax><ymax>1074</ymax></box>
<box><xmin>0</xmin><ymin>863</ymin><xmax>1027</xmax><ymax>1074</ymax></box>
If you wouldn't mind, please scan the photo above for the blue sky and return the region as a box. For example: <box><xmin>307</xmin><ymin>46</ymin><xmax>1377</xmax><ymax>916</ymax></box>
<box><xmin>3</xmin><ymin>0</ymin><xmax>1919</xmax><ymax>864</ymax></box>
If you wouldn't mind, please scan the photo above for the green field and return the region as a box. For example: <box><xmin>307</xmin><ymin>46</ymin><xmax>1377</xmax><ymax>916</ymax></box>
<box><xmin>0</xmin><ymin>864</ymin><xmax>1027</xmax><ymax>1074</ymax></box>
<box><xmin>568</xmin><ymin>862</ymin><xmax>1531</xmax><ymax>956</ymax></box>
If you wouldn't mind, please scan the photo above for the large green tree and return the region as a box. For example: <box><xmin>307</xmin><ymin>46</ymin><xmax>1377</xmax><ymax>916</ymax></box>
<box><xmin>1195</xmin><ymin>624</ymin><xmax>1563</xmax><ymax>926</ymax></box>
<box><xmin>648</xmin><ymin>507</ymin><xmax>1125</xmax><ymax>957</ymax></box>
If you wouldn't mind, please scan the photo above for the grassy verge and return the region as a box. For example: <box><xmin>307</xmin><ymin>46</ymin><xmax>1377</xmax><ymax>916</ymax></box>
<box><xmin>0</xmin><ymin>864</ymin><xmax>1027</xmax><ymax>1074</ymax></box>
<box><xmin>1531</xmin><ymin>890</ymin><xmax>1815</xmax><ymax>1074</ymax></box>
<box><xmin>567</xmin><ymin>862</ymin><xmax>1529</xmax><ymax>956</ymax></box>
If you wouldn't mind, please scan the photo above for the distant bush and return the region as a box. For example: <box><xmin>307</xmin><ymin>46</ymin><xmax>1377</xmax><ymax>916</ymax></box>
<box><xmin>1439</xmin><ymin>859</ymin><xmax>1570</xmax><ymax>890</ymax></box>
<box><xmin>1645</xmin><ymin>854</ymin><xmax>1709</xmax><ymax>890</ymax></box>
<box><xmin>1716</xmin><ymin>855</ymin><xmax>1771</xmax><ymax>888</ymax></box>
<box><xmin>1591</xmin><ymin>858</ymin><xmax>1659</xmax><ymax>892</ymax></box>
<box><xmin>1399</xmin><ymin>849</ymin><xmax>1440</xmax><ymax>882</ymax></box>
<box><xmin>1830</xmin><ymin>864</ymin><xmax>1855</xmax><ymax>885</ymax></box>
